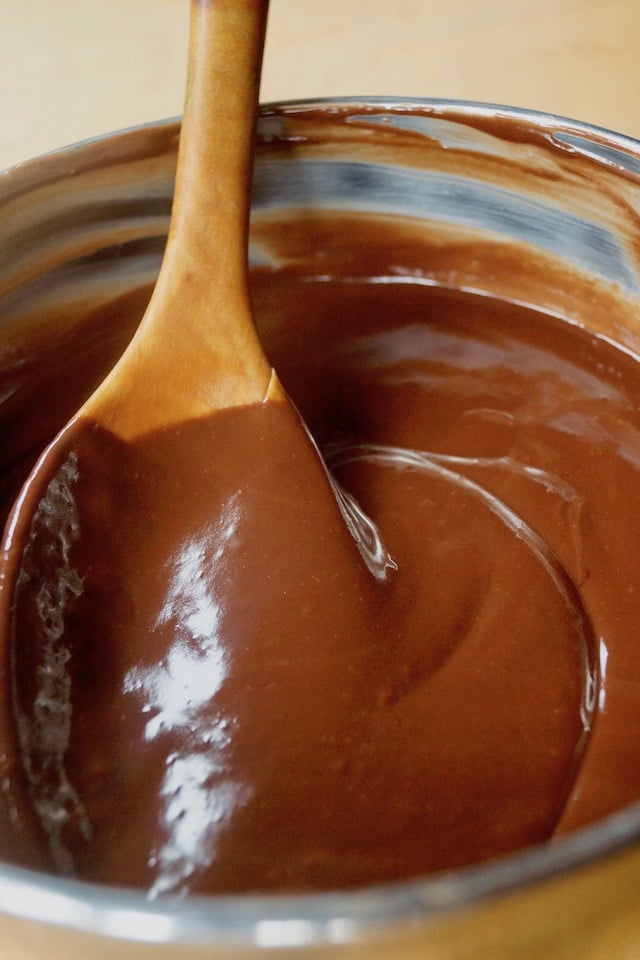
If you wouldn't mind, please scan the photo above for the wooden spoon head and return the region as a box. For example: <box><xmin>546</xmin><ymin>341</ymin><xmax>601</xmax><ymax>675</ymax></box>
<box><xmin>0</xmin><ymin>392</ymin><xmax>387</xmax><ymax>889</ymax></box>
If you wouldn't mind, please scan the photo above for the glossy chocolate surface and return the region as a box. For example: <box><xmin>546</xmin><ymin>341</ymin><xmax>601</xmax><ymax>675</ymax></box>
<box><xmin>4</xmin><ymin>226</ymin><xmax>640</xmax><ymax>893</ymax></box>
<box><xmin>2</xmin><ymin>107</ymin><xmax>640</xmax><ymax>894</ymax></box>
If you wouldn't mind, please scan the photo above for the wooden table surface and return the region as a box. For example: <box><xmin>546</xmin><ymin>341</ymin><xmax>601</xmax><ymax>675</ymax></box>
<box><xmin>1</xmin><ymin>0</ymin><xmax>639</xmax><ymax>171</ymax></box>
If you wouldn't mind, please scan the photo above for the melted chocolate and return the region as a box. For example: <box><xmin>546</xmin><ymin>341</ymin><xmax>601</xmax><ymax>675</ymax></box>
<box><xmin>3</xmin><ymin>212</ymin><xmax>640</xmax><ymax>895</ymax></box>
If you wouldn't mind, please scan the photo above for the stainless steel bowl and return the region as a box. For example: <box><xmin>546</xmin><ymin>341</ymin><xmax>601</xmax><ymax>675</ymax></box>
<box><xmin>2</xmin><ymin>98</ymin><xmax>640</xmax><ymax>959</ymax></box>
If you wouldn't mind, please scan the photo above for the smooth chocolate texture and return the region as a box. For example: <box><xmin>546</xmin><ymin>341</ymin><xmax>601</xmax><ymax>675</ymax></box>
<box><xmin>2</xmin><ymin>205</ymin><xmax>640</xmax><ymax>895</ymax></box>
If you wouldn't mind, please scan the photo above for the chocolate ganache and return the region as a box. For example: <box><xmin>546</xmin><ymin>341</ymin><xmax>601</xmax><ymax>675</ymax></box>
<box><xmin>2</xmin><ymin>188</ymin><xmax>640</xmax><ymax>896</ymax></box>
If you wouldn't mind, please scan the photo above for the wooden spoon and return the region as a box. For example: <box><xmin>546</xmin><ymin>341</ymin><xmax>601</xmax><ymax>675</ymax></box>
<box><xmin>0</xmin><ymin>0</ymin><xmax>271</xmax><ymax>866</ymax></box>
<box><xmin>84</xmin><ymin>0</ymin><xmax>278</xmax><ymax>433</ymax></box>
<box><xmin>0</xmin><ymin>0</ymin><xmax>391</xmax><ymax>887</ymax></box>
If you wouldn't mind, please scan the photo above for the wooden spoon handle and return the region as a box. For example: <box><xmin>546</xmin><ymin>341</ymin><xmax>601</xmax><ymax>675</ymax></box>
<box><xmin>88</xmin><ymin>0</ymin><xmax>277</xmax><ymax>438</ymax></box>
<box><xmin>175</xmin><ymin>0</ymin><xmax>270</xmax><ymax>265</ymax></box>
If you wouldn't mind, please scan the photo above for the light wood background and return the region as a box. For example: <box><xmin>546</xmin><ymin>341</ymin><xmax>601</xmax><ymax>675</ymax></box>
<box><xmin>1</xmin><ymin>0</ymin><xmax>639</xmax><ymax>170</ymax></box>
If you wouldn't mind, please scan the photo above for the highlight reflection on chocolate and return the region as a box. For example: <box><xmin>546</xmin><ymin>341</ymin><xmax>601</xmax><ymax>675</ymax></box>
<box><xmin>3</xmin><ymin>106</ymin><xmax>640</xmax><ymax>898</ymax></box>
